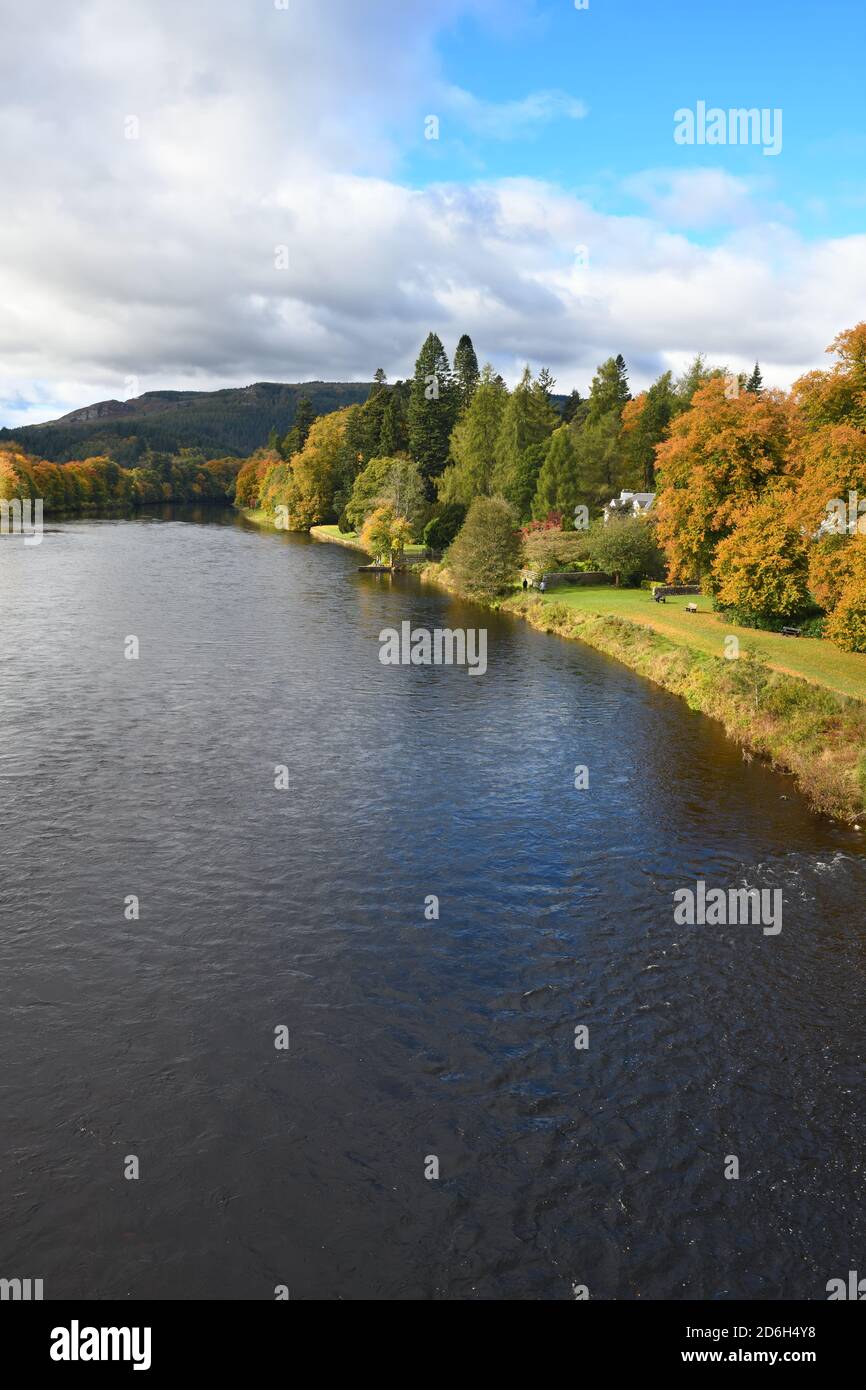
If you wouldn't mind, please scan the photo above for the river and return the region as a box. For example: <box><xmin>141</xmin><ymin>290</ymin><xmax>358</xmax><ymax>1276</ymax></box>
<box><xmin>1</xmin><ymin>508</ymin><xmax>864</xmax><ymax>1300</ymax></box>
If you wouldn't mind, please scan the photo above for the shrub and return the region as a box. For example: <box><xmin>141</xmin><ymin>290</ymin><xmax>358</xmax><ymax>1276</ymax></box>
<box><xmin>447</xmin><ymin>495</ymin><xmax>522</xmax><ymax>598</ymax></box>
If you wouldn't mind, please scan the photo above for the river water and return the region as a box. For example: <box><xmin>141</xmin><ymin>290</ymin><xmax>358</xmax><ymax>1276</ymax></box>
<box><xmin>1</xmin><ymin>508</ymin><xmax>865</xmax><ymax>1300</ymax></box>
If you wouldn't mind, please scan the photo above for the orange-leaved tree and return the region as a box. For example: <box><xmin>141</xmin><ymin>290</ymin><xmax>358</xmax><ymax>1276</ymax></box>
<box><xmin>654</xmin><ymin>377</ymin><xmax>792</xmax><ymax>585</ymax></box>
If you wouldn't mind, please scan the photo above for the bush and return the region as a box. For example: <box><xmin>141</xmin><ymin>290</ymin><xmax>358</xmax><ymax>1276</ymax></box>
<box><xmin>423</xmin><ymin>503</ymin><xmax>467</xmax><ymax>551</ymax></box>
<box><xmin>447</xmin><ymin>495</ymin><xmax>522</xmax><ymax>598</ymax></box>
<box><xmin>522</xmin><ymin>527</ymin><xmax>593</xmax><ymax>574</ymax></box>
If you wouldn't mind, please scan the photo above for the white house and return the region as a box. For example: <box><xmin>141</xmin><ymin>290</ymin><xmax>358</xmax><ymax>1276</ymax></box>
<box><xmin>603</xmin><ymin>490</ymin><xmax>656</xmax><ymax>525</ymax></box>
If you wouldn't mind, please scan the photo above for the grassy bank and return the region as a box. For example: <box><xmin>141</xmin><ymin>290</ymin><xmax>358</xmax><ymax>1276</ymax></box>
<box><xmin>420</xmin><ymin>564</ymin><xmax>866</xmax><ymax>823</ymax></box>
<box><xmin>544</xmin><ymin>586</ymin><xmax>866</xmax><ymax>703</ymax></box>
<box><xmin>310</xmin><ymin>523</ymin><xmax>427</xmax><ymax>556</ymax></box>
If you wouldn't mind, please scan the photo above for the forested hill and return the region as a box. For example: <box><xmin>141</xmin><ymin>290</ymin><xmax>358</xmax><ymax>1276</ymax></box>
<box><xmin>0</xmin><ymin>381</ymin><xmax>376</xmax><ymax>462</ymax></box>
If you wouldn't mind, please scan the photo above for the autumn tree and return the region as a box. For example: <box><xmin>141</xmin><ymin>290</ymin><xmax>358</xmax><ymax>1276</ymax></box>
<box><xmin>345</xmin><ymin>455</ymin><xmax>426</xmax><ymax>533</ymax></box>
<box><xmin>262</xmin><ymin>408</ymin><xmax>351</xmax><ymax>529</ymax></box>
<box><xmin>653</xmin><ymin>377</ymin><xmax>792</xmax><ymax>583</ymax></box>
<box><xmin>824</xmin><ymin>540</ymin><xmax>866</xmax><ymax>650</ymax></box>
<box><xmin>712</xmin><ymin>487</ymin><xmax>810</xmax><ymax>620</ymax></box>
<box><xmin>359</xmin><ymin>505</ymin><xmax>414</xmax><ymax>567</ymax></box>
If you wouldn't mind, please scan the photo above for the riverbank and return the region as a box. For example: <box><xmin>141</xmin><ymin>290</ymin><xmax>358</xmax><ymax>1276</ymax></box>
<box><xmin>251</xmin><ymin>516</ymin><xmax>866</xmax><ymax>822</ymax></box>
<box><xmin>418</xmin><ymin>562</ymin><xmax>866</xmax><ymax>824</ymax></box>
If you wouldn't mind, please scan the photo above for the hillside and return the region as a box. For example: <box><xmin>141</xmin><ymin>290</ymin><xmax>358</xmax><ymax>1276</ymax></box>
<box><xmin>0</xmin><ymin>381</ymin><xmax>375</xmax><ymax>462</ymax></box>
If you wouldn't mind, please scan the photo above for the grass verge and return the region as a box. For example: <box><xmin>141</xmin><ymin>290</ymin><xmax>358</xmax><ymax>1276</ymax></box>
<box><xmin>420</xmin><ymin>564</ymin><xmax>866</xmax><ymax>823</ymax></box>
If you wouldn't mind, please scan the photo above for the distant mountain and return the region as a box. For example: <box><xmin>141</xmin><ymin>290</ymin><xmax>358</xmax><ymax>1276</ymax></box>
<box><xmin>0</xmin><ymin>381</ymin><xmax>376</xmax><ymax>463</ymax></box>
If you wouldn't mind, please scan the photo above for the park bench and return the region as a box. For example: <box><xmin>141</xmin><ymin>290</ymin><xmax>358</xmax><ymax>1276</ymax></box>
<box><xmin>781</xmin><ymin>626</ymin><xmax>802</xmax><ymax>637</ymax></box>
<box><xmin>652</xmin><ymin>591</ymin><xmax>666</xmax><ymax>604</ymax></box>
<box><xmin>685</xmin><ymin>603</ymin><xmax>698</xmax><ymax>613</ymax></box>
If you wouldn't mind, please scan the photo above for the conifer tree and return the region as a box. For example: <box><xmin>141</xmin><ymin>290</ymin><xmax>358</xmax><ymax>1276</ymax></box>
<box><xmin>454</xmin><ymin>334</ymin><xmax>481</xmax><ymax>407</ymax></box>
<box><xmin>532</xmin><ymin>424</ymin><xmax>580</xmax><ymax>519</ymax></box>
<box><xmin>746</xmin><ymin>362</ymin><xmax>764</xmax><ymax>395</ymax></box>
<box><xmin>407</xmin><ymin>332</ymin><xmax>459</xmax><ymax>486</ymax></box>
<box><xmin>437</xmin><ymin>365</ymin><xmax>508</xmax><ymax>504</ymax></box>
<box><xmin>492</xmin><ymin>367</ymin><xmax>560</xmax><ymax>519</ymax></box>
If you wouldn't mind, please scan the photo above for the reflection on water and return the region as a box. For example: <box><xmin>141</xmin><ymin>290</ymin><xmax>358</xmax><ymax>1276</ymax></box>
<box><xmin>1</xmin><ymin>510</ymin><xmax>865</xmax><ymax>1300</ymax></box>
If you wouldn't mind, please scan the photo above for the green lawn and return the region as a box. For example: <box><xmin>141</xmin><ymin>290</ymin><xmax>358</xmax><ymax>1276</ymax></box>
<box><xmin>542</xmin><ymin>586</ymin><xmax>866</xmax><ymax>702</ymax></box>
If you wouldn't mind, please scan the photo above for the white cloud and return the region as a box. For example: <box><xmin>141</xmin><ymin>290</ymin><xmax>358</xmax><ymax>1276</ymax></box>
<box><xmin>441</xmin><ymin>87</ymin><xmax>587</xmax><ymax>139</ymax></box>
<box><xmin>621</xmin><ymin>168</ymin><xmax>779</xmax><ymax>231</ymax></box>
<box><xmin>0</xmin><ymin>0</ymin><xmax>864</xmax><ymax>427</ymax></box>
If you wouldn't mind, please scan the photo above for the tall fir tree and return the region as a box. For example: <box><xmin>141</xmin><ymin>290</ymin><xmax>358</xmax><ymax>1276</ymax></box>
<box><xmin>437</xmin><ymin>365</ymin><xmax>508</xmax><ymax>504</ymax></box>
<box><xmin>492</xmin><ymin>366</ymin><xmax>560</xmax><ymax>519</ymax></box>
<box><xmin>746</xmin><ymin>362</ymin><xmax>764</xmax><ymax>395</ymax></box>
<box><xmin>280</xmin><ymin>395</ymin><xmax>316</xmax><ymax>458</ymax></box>
<box><xmin>454</xmin><ymin>334</ymin><xmax>481</xmax><ymax>407</ymax></box>
<box><xmin>621</xmin><ymin>371</ymin><xmax>676</xmax><ymax>491</ymax></box>
<box><xmin>532</xmin><ymin>424</ymin><xmax>580</xmax><ymax>519</ymax></box>
<box><xmin>536</xmin><ymin>367</ymin><xmax>557</xmax><ymax>401</ymax></box>
<box><xmin>407</xmin><ymin>332</ymin><xmax>459</xmax><ymax>487</ymax></box>
<box><xmin>587</xmin><ymin>355</ymin><xmax>631</xmax><ymax>422</ymax></box>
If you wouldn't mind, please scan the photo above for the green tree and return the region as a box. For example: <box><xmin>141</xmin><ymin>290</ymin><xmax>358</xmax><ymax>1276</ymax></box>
<box><xmin>620</xmin><ymin>371</ymin><xmax>676</xmax><ymax>490</ymax></box>
<box><xmin>345</xmin><ymin>455</ymin><xmax>426</xmax><ymax>532</ymax></box>
<box><xmin>407</xmin><ymin>332</ymin><xmax>459</xmax><ymax>487</ymax></box>
<box><xmin>746</xmin><ymin>362</ymin><xmax>764</xmax><ymax>395</ymax></box>
<box><xmin>492</xmin><ymin>367</ymin><xmax>560</xmax><ymax>518</ymax></box>
<box><xmin>447</xmin><ymin>495</ymin><xmax>522</xmax><ymax>598</ymax></box>
<box><xmin>586</xmin><ymin>515</ymin><xmax>665</xmax><ymax>587</ymax></box>
<box><xmin>562</xmin><ymin>389</ymin><xmax>587</xmax><ymax>427</ymax></box>
<box><xmin>454</xmin><ymin>334</ymin><xmax>480</xmax><ymax>407</ymax></box>
<box><xmin>281</xmin><ymin>395</ymin><xmax>316</xmax><ymax>459</ymax></box>
<box><xmin>569</xmin><ymin>408</ymin><xmax>624</xmax><ymax>513</ymax></box>
<box><xmin>438</xmin><ymin>365</ymin><xmax>508</xmax><ymax>504</ymax></box>
<box><xmin>532</xmin><ymin>424</ymin><xmax>580</xmax><ymax>519</ymax></box>
<box><xmin>587</xmin><ymin>354</ymin><xmax>631</xmax><ymax>422</ymax></box>
<box><xmin>422</xmin><ymin>503</ymin><xmax>467</xmax><ymax>551</ymax></box>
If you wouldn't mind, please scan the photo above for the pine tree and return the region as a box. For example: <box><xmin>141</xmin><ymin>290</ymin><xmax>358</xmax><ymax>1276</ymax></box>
<box><xmin>437</xmin><ymin>365</ymin><xmax>508</xmax><ymax>505</ymax></box>
<box><xmin>587</xmin><ymin>355</ymin><xmax>631</xmax><ymax>422</ymax></box>
<box><xmin>492</xmin><ymin>366</ymin><xmax>560</xmax><ymax>519</ymax></box>
<box><xmin>407</xmin><ymin>332</ymin><xmax>459</xmax><ymax>487</ymax></box>
<box><xmin>621</xmin><ymin>371</ymin><xmax>676</xmax><ymax>491</ymax></box>
<box><xmin>532</xmin><ymin>424</ymin><xmax>580</xmax><ymax>519</ymax></box>
<box><xmin>746</xmin><ymin>362</ymin><xmax>764</xmax><ymax>395</ymax></box>
<box><xmin>454</xmin><ymin>334</ymin><xmax>480</xmax><ymax>407</ymax></box>
<box><xmin>374</xmin><ymin>367</ymin><xmax>387</xmax><ymax>386</ymax></box>
<box><xmin>536</xmin><ymin>367</ymin><xmax>557</xmax><ymax>401</ymax></box>
<box><xmin>281</xmin><ymin>395</ymin><xmax>316</xmax><ymax>458</ymax></box>
<box><xmin>562</xmin><ymin>389</ymin><xmax>587</xmax><ymax>427</ymax></box>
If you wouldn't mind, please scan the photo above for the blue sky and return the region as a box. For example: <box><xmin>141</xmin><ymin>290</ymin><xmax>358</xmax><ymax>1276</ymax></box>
<box><xmin>1</xmin><ymin>0</ymin><xmax>865</xmax><ymax>426</ymax></box>
<box><xmin>405</xmin><ymin>0</ymin><xmax>866</xmax><ymax>237</ymax></box>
